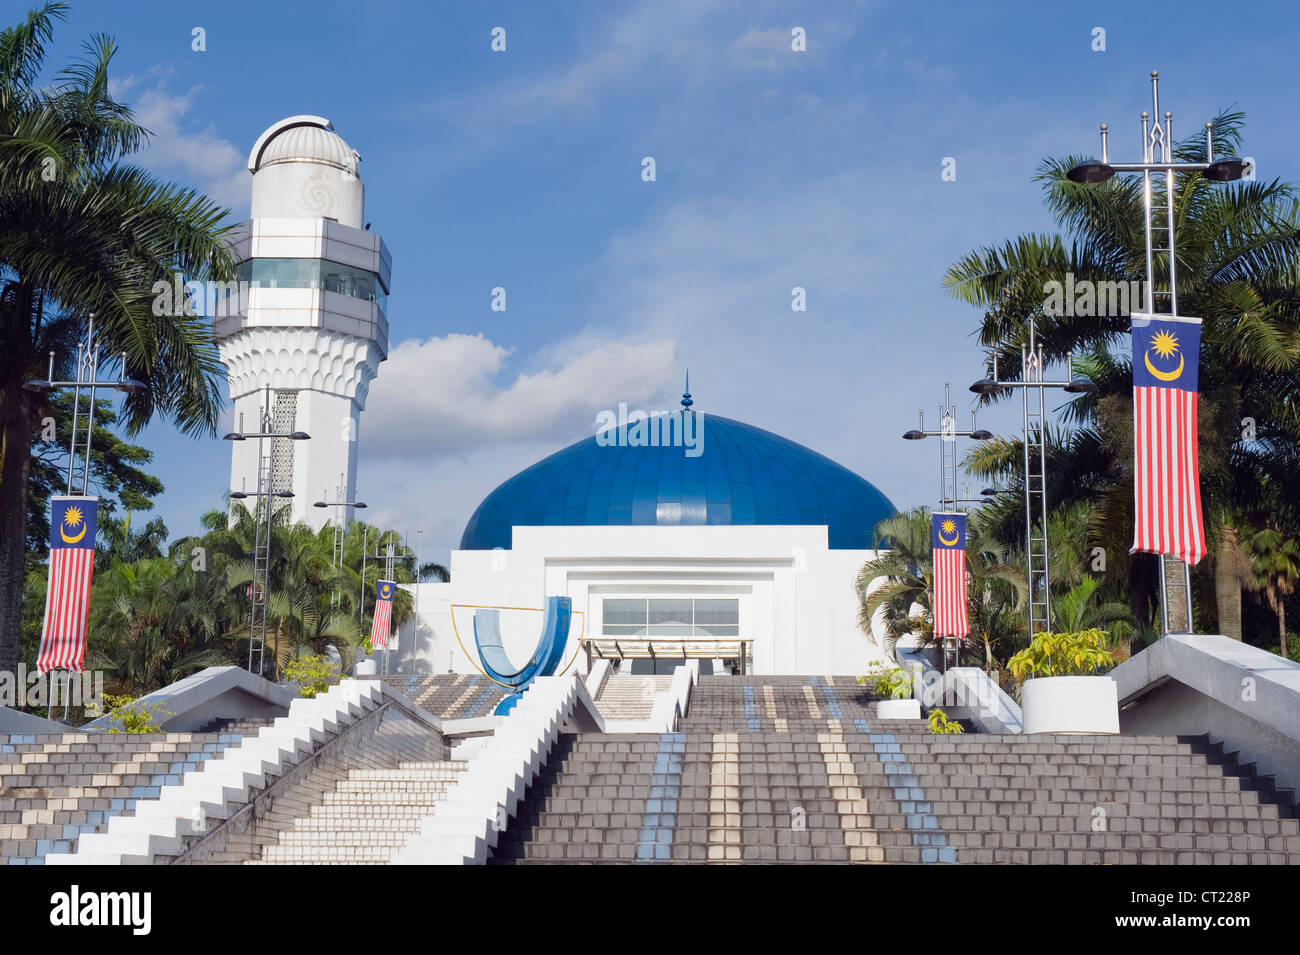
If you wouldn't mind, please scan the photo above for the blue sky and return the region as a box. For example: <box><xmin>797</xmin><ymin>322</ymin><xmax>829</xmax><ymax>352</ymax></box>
<box><xmin>32</xmin><ymin>0</ymin><xmax>1300</xmax><ymax>563</ymax></box>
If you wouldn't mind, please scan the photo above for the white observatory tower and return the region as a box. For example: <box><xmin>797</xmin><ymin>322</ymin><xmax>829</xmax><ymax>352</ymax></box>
<box><xmin>214</xmin><ymin>116</ymin><xmax>391</xmax><ymax>529</ymax></box>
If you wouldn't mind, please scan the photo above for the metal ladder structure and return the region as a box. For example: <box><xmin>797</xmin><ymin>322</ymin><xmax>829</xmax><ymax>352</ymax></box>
<box><xmin>1139</xmin><ymin>85</ymin><xmax>1195</xmax><ymax>634</ymax></box>
<box><xmin>1022</xmin><ymin>339</ymin><xmax>1052</xmax><ymax>634</ymax></box>
<box><xmin>247</xmin><ymin>400</ymin><xmax>275</xmax><ymax>676</ymax></box>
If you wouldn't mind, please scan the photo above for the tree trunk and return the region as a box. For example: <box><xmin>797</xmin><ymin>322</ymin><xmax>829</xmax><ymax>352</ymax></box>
<box><xmin>1280</xmin><ymin>602</ymin><xmax>1288</xmax><ymax>660</ymax></box>
<box><xmin>1214</xmin><ymin>540</ymin><xmax>1243</xmax><ymax>640</ymax></box>
<box><xmin>0</xmin><ymin>376</ymin><xmax>35</xmax><ymax>678</ymax></box>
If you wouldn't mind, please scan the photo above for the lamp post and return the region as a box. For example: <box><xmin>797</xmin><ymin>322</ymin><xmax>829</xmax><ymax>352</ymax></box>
<box><xmin>901</xmin><ymin>382</ymin><xmax>994</xmax><ymax>508</ymax></box>
<box><xmin>313</xmin><ymin>474</ymin><xmax>366</xmax><ymax>609</ymax></box>
<box><xmin>1064</xmin><ymin>70</ymin><xmax>1248</xmax><ymax>635</ymax></box>
<box><xmin>24</xmin><ymin>312</ymin><xmax>145</xmax><ymax>717</ymax></box>
<box><xmin>971</xmin><ymin>326</ymin><xmax>1096</xmax><ymax>636</ymax></box>
<box><xmin>902</xmin><ymin>382</ymin><xmax>993</xmax><ymax>669</ymax></box>
<box><xmin>360</xmin><ymin>530</ymin><xmax>414</xmax><ymax>675</ymax></box>
<box><xmin>225</xmin><ymin>384</ymin><xmax>310</xmax><ymax>675</ymax></box>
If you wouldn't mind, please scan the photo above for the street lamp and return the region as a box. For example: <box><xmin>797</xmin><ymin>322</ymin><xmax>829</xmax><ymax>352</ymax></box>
<box><xmin>225</xmin><ymin>384</ymin><xmax>311</xmax><ymax>675</ymax></box>
<box><xmin>969</xmin><ymin>330</ymin><xmax>1094</xmax><ymax>636</ymax></box>
<box><xmin>1065</xmin><ymin>70</ymin><xmax>1247</xmax><ymax>635</ymax></box>
<box><xmin>314</xmin><ymin>475</ymin><xmax>367</xmax><ymax>609</ymax></box>
<box><xmin>900</xmin><ymin>382</ymin><xmax>994</xmax><ymax>510</ymax></box>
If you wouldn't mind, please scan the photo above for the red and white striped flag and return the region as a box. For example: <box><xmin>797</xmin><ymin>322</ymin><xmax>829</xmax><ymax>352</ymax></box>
<box><xmin>370</xmin><ymin>579</ymin><xmax>395</xmax><ymax>649</ymax></box>
<box><xmin>1130</xmin><ymin>315</ymin><xmax>1206</xmax><ymax>565</ymax></box>
<box><xmin>931</xmin><ymin>512</ymin><xmax>969</xmax><ymax>639</ymax></box>
<box><xmin>37</xmin><ymin>496</ymin><xmax>99</xmax><ymax>673</ymax></box>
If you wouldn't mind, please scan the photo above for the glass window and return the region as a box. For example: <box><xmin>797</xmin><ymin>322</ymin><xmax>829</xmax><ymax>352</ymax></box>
<box><xmin>601</xmin><ymin>597</ymin><xmax>739</xmax><ymax>639</ymax></box>
<box><xmin>235</xmin><ymin>258</ymin><xmax>387</xmax><ymax>312</ymax></box>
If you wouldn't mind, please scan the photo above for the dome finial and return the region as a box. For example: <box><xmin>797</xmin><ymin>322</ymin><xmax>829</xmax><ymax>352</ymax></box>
<box><xmin>681</xmin><ymin>370</ymin><xmax>693</xmax><ymax>408</ymax></box>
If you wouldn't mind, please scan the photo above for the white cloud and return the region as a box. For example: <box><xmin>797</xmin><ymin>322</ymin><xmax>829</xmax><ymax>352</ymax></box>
<box><xmin>364</xmin><ymin>332</ymin><xmax>679</xmax><ymax>458</ymax></box>
<box><xmin>111</xmin><ymin>68</ymin><xmax>248</xmax><ymax>212</ymax></box>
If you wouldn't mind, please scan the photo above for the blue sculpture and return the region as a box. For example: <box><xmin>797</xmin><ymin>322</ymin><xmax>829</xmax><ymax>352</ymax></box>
<box><xmin>473</xmin><ymin>596</ymin><xmax>572</xmax><ymax>715</ymax></box>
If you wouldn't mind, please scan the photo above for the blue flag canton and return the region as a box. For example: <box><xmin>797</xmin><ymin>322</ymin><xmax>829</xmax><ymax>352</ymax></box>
<box><xmin>931</xmin><ymin>513</ymin><xmax>967</xmax><ymax>550</ymax></box>
<box><xmin>50</xmin><ymin>497</ymin><xmax>98</xmax><ymax>550</ymax></box>
<box><xmin>375</xmin><ymin>579</ymin><xmax>396</xmax><ymax>602</ymax></box>
<box><xmin>1132</xmin><ymin>317</ymin><xmax>1200</xmax><ymax>392</ymax></box>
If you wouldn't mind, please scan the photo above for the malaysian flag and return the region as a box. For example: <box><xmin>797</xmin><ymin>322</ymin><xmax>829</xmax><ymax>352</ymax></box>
<box><xmin>1130</xmin><ymin>315</ymin><xmax>1206</xmax><ymax>565</ymax></box>
<box><xmin>370</xmin><ymin>579</ymin><xmax>395</xmax><ymax>649</ymax></box>
<box><xmin>931</xmin><ymin>512</ymin><xmax>969</xmax><ymax>639</ymax></box>
<box><xmin>37</xmin><ymin>496</ymin><xmax>99</xmax><ymax>673</ymax></box>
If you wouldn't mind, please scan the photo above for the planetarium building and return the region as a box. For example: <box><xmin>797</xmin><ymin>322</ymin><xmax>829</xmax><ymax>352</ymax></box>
<box><xmin>400</xmin><ymin>402</ymin><xmax>897</xmax><ymax>677</ymax></box>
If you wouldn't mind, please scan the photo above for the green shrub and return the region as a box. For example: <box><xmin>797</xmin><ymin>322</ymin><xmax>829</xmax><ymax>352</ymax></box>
<box><xmin>1007</xmin><ymin>628</ymin><xmax>1115</xmax><ymax>681</ymax></box>
<box><xmin>927</xmin><ymin>707</ymin><xmax>964</xmax><ymax>735</ymax></box>
<box><xmin>282</xmin><ymin>654</ymin><xmax>341</xmax><ymax>698</ymax></box>
<box><xmin>103</xmin><ymin>694</ymin><xmax>172</xmax><ymax>734</ymax></box>
<box><xmin>858</xmin><ymin>665</ymin><xmax>913</xmax><ymax>700</ymax></box>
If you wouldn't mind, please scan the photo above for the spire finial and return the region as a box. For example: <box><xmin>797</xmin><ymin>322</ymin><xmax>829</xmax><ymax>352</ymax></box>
<box><xmin>681</xmin><ymin>370</ymin><xmax>693</xmax><ymax>409</ymax></box>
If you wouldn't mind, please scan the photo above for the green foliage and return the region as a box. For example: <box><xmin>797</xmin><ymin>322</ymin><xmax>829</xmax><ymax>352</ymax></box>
<box><xmin>282</xmin><ymin>653</ymin><xmax>340</xmax><ymax>698</ymax></box>
<box><xmin>858</xmin><ymin>665</ymin><xmax>912</xmax><ymax>700</ymax></box>
<box><xmin>927</xmin><ymin>708</ymin><xmax>964</xmax><ymax>735</ymax></box>
<box><xmin>102</xmin><ymin>693</ymin><xmax>171</xmax><ymax>734</ymax></box>
<box><xmin>1007</xmin><ymin>628</ymin><xmax>1116</xmax><ymax>681</ymax></box>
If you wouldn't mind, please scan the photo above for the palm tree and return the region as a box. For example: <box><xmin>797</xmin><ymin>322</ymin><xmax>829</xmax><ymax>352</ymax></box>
<box><xmin>945</xmin><ymin>112</ymin><xmax>1300</xmax><ymax>632</ymax></box>
<box><xmin>0</xmin><ymin>3</ymin><xmax>237</xmax><ymax>675</ymax></box>
<box><xmin>1051</xmin><ymin>575</ymin><xmax>1134</xmax><ymax>640</ymax></box>
<box><xmin>1250</xmin><ymin>527</ymin><xmax>1300</xmax><ymax>658</ymax></box>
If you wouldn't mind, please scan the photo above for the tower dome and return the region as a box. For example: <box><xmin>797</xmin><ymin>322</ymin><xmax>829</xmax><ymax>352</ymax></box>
<box><xmin>248</xmin><ymin>116</ymin><xmax>364</xmax><ymax>226</ymax></box>
<box><xmin>460</xmin><ymin>412</ymin><xmax>897</xmax><ymax>550</ymax></box>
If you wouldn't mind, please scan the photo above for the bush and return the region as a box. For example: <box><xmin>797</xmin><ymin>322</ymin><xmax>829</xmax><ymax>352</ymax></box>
<box><xmin>927</xmin><ymin>707</ymin><xmax>964</xmax><ymax>735</ymax></box>
<box><xmin>859</xmin><ymin>665</ymin><xmax>913</xmax><ymax>699</ymax></box>
<box><xmin>103</xmin><ymin>693</ymin><xmax>172</xmax><ymax>734</ymax></box>
<box><xmin>282</xmin><ymin>654</ymin><xmax>341</xmax><ymax>698</ymax></box>
<box><xmin>1007</xmin><ymin>628</ymin><xmax>1115</xmax><ymax>681</ymax></box>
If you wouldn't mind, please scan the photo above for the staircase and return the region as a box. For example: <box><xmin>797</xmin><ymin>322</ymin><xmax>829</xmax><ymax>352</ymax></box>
<box><xmin>250</xmin><ymin>760</ymin><xmax>469</xmax><ymax>864</ymax></box>
<box><xmin>0</xmin><ymin>732</ymin><xmax>241</xmax><ymax>864</ymax></box>
<box><xmin>487</xmin><ymin>676</ymin><xmax>1300</xmax><ymax>864</ymax></box>
<box><xmin>595</xmin><ymin>675</ymin><xmax>675</xmax><ymax>720</ymax></box>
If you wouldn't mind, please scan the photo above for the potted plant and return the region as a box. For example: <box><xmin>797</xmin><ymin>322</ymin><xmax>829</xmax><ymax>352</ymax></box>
<box><xmin>859</xmin><ymin>665</ymin><xmax>921</xmax><ymax>719</ymax></box>
<box><xmin>1007</xmin><ymin>628</ymin><xmax>1119</xmax><ymax>734</ymax></box>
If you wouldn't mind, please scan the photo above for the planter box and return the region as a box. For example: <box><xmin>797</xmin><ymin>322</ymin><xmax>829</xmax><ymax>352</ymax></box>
<box><xmin>876</xmin><ymin>698</ymin><xmax>922</xmax><ymax>719</ymax></box>
<box><xmin>354</xmin><ymin>659</ymin><xmax>378</xmax><ymax>676</ymax></box>
<box><xmin>1021</xmin><ymin>675</ymin><xmax>1119</xmax><ymax>734</ymax></box>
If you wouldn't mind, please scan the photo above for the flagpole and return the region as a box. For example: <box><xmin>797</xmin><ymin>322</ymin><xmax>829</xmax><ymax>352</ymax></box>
<box><xmin>24</xmin><ymin>312</ymin><xmax>145</xmax><ymax>721</ymax></box>
<box><xmin>1064</xmin><ymin>70</ymin><xmax>1248</xmax><ymax>635</ymax></box>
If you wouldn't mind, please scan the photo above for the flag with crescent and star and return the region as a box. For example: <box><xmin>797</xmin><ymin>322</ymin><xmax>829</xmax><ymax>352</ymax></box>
<box><xmin>37</xmin><ymin>496</ymin><xmax>99</xmax><ymax>673</ymax></box>
<box><xmin>931</xmin><ymin>511</ymin><xmax>969</xmax><ymax>639</ymax></box>
<box><xmin>1130</xmin><ymin>315</ymin><xmax>1206</xmax><ymax>565</ymax></box>
<box><xmin>370</xmin><ymin>579</ymin><xmax>395</xmax><ymax>649</ymax></box>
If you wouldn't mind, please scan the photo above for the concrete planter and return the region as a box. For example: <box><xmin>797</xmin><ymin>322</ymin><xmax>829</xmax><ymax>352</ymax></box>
<box><xmin>1021</xmin><ymin>675</ymin><xmax>1119</xmax><ymax>734</ymax></box>
<box><xmin>876</xmin><ymin>698</ymin><xmax>922</xmax><ymax>719</ymax></box>
<box><xmin>354</xmin><ymin>659</ymin><xmax>378</xmax><ymax>676</ymax></box>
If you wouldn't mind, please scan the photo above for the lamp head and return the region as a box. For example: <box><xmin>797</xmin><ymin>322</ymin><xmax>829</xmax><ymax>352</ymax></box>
<box><xmin>970</xmin><ymin>377</ymin><xmax>1007</xmax><ymax>395</ymax></box>
<box><xmin>222</xmin><ymin>432</ymin><xmax>245</xmax><ymax>441</ymax></box>
<box><xmin>1066</xmin><ymin>160</ymin><xmax>1115</xmax><ymax>184</ymax></box>
<box><xmin>115</xmin><ymin>378</ymin><xmax>147</xmax><ymax>395</ymax></box>
<box><xmin>289</xmin><ymin>431</ymin><xmax>311</xmax><ymax>440</ymax></box>
<box><xmin>902</xmin><ymin>429</ymin><xmax>926</xmax><ymax>441</ymax></box>
<box><xmin>1204</xmin><ymin>158</ymin><xmax>1249</xmax><ymax>182</ymax></box>
<box><xmin>1063</xmin><ymin>378</ymin><xmax>1098</xmax><ymax>394</ymax></box>
<box><xmin>970</xmin><ymin>429</ymin><xmax>994</xmax><ymax>441</ymax></box>
<box><xmin>22</xmin><ymin>379</ymin><xmax>51</xmax><ymax>393</ymax></box>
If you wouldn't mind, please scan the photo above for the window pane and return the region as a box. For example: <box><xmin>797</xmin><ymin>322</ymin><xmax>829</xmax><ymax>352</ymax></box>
<box><xmin>693</xmin><ymin>599</ymin><xmax>739</xmax><ymax>627</ymax></box>
<box><xmin>695</xmin><ymin>624</ymin><xmax>739</xmax><ymax>637</ymax></box>
<box><xmin>648</xmin><ymin>599</ymin><xmax>692</xmax><ymax>626</ymax></box>
<box><xmin>601</xmin><ymin>625</ymin><xmax>646</xmax><ymax>637</ymax></box>
<box><xmin>602</xmin><ymin>599</ymin><xmax>646</xmax><ymax>628</ymax></box>
<box><xmin>646</xmin><ymin>624</ymin><xmax>692</xmax><ymax>637</ymax></box>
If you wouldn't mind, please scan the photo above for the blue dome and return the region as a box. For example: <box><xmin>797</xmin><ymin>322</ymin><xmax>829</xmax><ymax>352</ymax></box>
<box><xmin>460</xmin><ymin>412</ymin><xmax>897</xmax><ymax>550</ymax></box>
